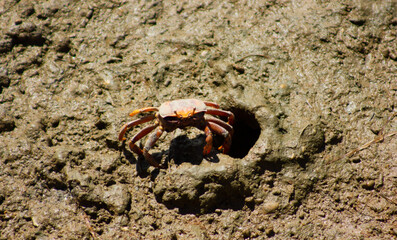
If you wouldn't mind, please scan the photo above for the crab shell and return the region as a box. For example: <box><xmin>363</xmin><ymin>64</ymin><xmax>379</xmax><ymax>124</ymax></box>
<box><xmin>159</xmin><ymin>99</ymin><xmax>207</xmax><ymax>118</ymax></box>
<box><xmin>158</xmin><ymin>99</ymin><xmax>207</xmax><ymax>131</ymax></box>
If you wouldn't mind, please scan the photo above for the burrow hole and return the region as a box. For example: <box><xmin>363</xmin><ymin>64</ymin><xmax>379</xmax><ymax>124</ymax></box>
<box><xmin>224</xmin><ymin>107</ymin><xmax>261</xmax><ymax>158</ymax></box>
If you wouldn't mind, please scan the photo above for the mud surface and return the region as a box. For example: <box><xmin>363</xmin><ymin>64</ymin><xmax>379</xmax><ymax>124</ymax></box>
<box><xmin>1</xmin><ymin>0</ymin><xmax>396</xmax><ymax>239</ymax></box>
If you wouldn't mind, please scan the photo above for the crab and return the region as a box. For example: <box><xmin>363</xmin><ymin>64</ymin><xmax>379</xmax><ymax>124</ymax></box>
<box><xmin>119</xmin><ymin>99</ymin><xmax>234</xmax><ymax>168</ymax></box>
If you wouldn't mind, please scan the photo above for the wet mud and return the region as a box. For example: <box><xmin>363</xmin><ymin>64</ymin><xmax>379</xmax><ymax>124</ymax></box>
<box><xmin>1</xmin><ymin>0</ymin><xmax>396</xmax><ymax>239</ymax></box>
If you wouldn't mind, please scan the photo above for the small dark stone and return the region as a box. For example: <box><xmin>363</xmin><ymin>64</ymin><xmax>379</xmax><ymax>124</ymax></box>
<box><xmin>391</xmin><ymin>17</ymin><xmax>397</xmax><ymax>26</ymax></box>
<box><xmin>299</xmin><ymin>124</ymin><xmax>325</xmax><ymax>155</ymax></box>
<box><xmin>37</xmin><ymin>5</ymin><xmax>59</xmax><ymax>19</ymax></box>
<box><xmin>0</xmin><ymin>68</ymin><xmax>10</xmax><ymax>92</ymax></box>
<box><xmin>362</xmin><ymin>180</ymin><xmax>375</xmax><ymax>190</ymax></box>
<box><xmin>0</xmin><ymin>119</ymin><xmax>16</xmax><ymax>133</ymax></box>
<box><xmin>7</xmin><ymin>22</ymin><xmax>46</xmax><ymax>46</ymax></box>
<box><xmin>103</xmin><ymin>184</ymin><xmax>131</xmax><ymax>214</ymax></box>
<box><xmin>0</xmin><ymin>37</ymin><xmax>14</xmax><ymax>53</ymax></box>
<box><xmin>20</xmin><ymin>4</ymin><xmax>35</xmax><ymax>18</ymax></box>
<box><xmin>54</xmin><ymin>37</ymin><xmax>71</xmax><ymax>53</ymax></box>
<box><xmin>349</xmin><ymin>18</ymin><xmax>366</xmax><ymax>26</ymax></box>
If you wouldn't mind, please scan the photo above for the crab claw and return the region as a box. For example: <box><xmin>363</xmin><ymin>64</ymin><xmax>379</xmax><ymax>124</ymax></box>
<box><xmin>203</xmin><ymin>125</ymin><xmax>213</xmax><ymax>155</ymax></box>
<box><xmin>207</xmin><ymin>121</ymin><xmax>232</xmax><ymax>155</ymax></box>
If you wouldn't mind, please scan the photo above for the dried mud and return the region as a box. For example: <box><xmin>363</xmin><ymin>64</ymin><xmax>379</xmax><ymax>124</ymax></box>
<box><xmin>0</xmin><ymin>0</ymin><xmax>396</xmax><ymax>239</ymax></box>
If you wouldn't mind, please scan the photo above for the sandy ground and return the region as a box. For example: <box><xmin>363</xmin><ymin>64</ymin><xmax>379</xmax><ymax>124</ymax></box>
<box><xmin>0</xmin><ymin>0</ymin><xmax>396</xmax><ymax>239</ymax></box>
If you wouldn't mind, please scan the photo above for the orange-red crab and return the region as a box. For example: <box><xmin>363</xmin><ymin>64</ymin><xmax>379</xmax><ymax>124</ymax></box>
<box><xmin>119</xmin><ymin>99</ymin><xmax>234</xmax><ymax>168</ymax></box>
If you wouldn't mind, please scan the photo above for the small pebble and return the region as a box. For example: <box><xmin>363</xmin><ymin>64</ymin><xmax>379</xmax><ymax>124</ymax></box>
<box><xmin>245</xmin><ymin>196</ymin><xmax>254</xmax><ymax>204</ymax></box>
<box><xmin>242</xmin><ymin>228</ymin><xmax>251</xmax><ymax>238</ymax></box>
<box><xmin>263</xmin><ymin>201</ymin><xmax>279</xmax><ymax>213</ymax></box>
<box><xmin>362</xmin><ymin>180</ymin><xmax>375</xmax><ymax>190</ymax></box>
<box><xmin>265</xmin><ymin>227</ymin><xmax>275</xmax><ymax>237</ymax></box>
<box><xmin>318</xmin><ymin>211</ymin><xmax>326</xmax><ymax>217</ymax></box>
<box><xmin>254</xmin><ymin>198</ymin><xmax>264</xmax><ymax>205</ymax></box>
<box><xmin>163</xmin><ymin>215</ymin><xmax>174</xmax><ymax>224</ymax></box>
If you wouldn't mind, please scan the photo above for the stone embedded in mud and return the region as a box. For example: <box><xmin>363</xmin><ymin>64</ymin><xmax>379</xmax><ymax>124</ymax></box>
<box><xmin>7</xmin><ymin>22</ymin><xmax>46</xmax><ymax>46</ymax></box>
<box><xmin>65</xmin><ymin>166</ymin><xmax>92</xmax><ymax>188</ymax></box>
<box><xmin>0</xmin><ymin>37</ymin><xmax>13</xmax><ymax>53</ymax></box>
<box><xmin>53</xmin><ymin>36</ymin><xmax>71</xmax><ymax>53</ymax></box>
<box><xmin>100</xmin><ymin>152</ymin><xmax>121</xmax><ymax>173</ymax></box>
<box><xmin>262</xmin><ymin>201</ymin><xmax>280</xmax><ymax>213</ymax></box>
<box><xmin>68</xmin><ymin>176</ymin><xmax>131</xmax><ymax>215</ymax></box>
<box><xmin>20</xmin><ymin>3</ymin><xmax>35</xmax><ymax>18</ymax></box>
<box><xmin>102</xmin><ymin>184</ymin><xmax>131</xmax><ymax>214</ymax></box>
<box><xmin>298</xmin><ymin>123</ymin><xmax>325</xmax><ymax>157</ymax></box>
<box><xmin>153</xmin><ymin>155</ymin><xmax>246</xmax><ymax>213</ymax></box>
<box><xmin>0</xmin><ymin>67</ymin><xmax>10</xmax><ymax>89</ymax></box>
<box><xmin>361</xmin><ymin>180</ymin><xmax>375</xmax><ymax>190</ymax></box>
<box><xmin>0</xmin><ymin>118</ymin><xmax>15</xmax><ymax>133</ymax></box>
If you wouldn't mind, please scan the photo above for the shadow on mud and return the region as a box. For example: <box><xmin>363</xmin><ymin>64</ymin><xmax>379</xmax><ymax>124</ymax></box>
<box><xmin>169</xmin><ymin>134</ymin><xmax>219</xmax><ymax>165</ymax></box>
<box><xmin>122</xmin><ymin>134</ymin><xmax>220</xmax><ymax>175</ymax></box>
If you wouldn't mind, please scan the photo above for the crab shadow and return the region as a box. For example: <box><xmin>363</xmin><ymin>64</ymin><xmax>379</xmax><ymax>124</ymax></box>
<box><xmin>122</xmin><ymin>134</ymin><xmax>221</xmax><ymax>177</ymax></box>
<box><xmin>121</xmin><ymin>147</ymin><xmax>166</xmax><ymax>177</ymax></box>
<box><xmin>168</xmin><ymin>134</ymin><xmax>220</xmax><ymax>165</ymax></box>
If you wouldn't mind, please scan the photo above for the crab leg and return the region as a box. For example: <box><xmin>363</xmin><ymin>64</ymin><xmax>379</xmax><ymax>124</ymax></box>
<box><xmin>207</xmin><ymin>121</ymin><xmax>232</xmax><ymax>154</ymax></box>
<box><xmin>143</xmin><ymin>127</ymin><xmax>165</xmax><ymax>168</ymax></box>
<box><xmin>129</xmin><ymin>107</ymin><xmax>159</xmax><ymax>118</ymax></box>
<box><xmin>203</xmin><ymin>101</ymin><xmax>220</xmax><ymax>109</ymax></box>
<box><xmin>206</xmin><ymin>109</ymin><xmax>235</xmax><ymax>125</ymax></box>
<box><xmin>206</xmin><ymin>117</ymin><xmax>234</xmax><ymax>135</ymax></box>
<box><xmin>202</xmin><ymin>124</ymin><xmax>213</xmax><ymax>155</ymax></box>
<box><xmin>127</xmin><ymin>124</ymin><xmax>158</xmax><ymax>156</ymax></box>
<box><xmin>119</xmin><ymin>115</ymin><xmax>156</xmax><ymax>141</ymax></box>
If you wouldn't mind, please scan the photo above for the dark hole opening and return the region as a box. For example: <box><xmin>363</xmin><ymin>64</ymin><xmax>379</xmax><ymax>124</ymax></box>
<box><xmin>226</xmin><ymin>107</ymin><xmax>261</xmax><ymax>158</ymax></box>
<box><xmin>95</xmin><ymin>119</ymin><xmax>108</xmax><ymax>130</ymax></box>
